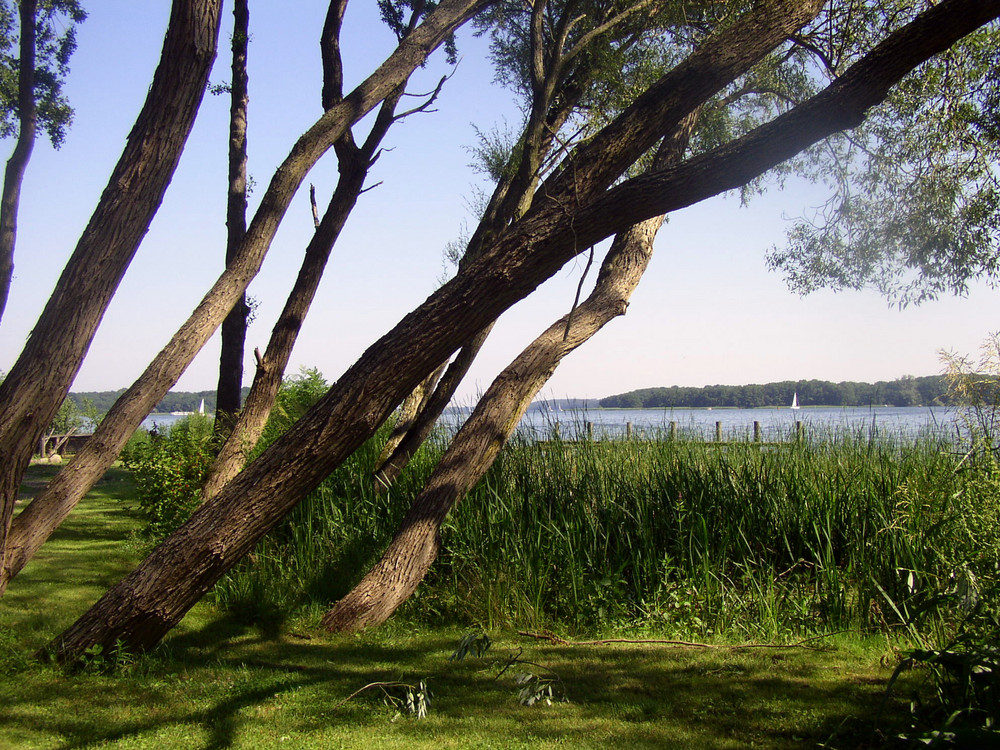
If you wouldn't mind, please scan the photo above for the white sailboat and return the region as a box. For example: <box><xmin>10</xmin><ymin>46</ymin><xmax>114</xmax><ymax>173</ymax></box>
<box><xmin>198</xmin><ymin>398</ymin><xmax>206</xmax><ymax>415</ymax></box>
<box><xmin>790</xmin><ymin>392</ymin><xmax>800</xmax><ymax>410</ymax></box>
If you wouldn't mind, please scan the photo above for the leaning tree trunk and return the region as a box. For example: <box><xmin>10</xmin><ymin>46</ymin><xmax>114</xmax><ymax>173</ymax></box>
<box><xmin>199</xmin><ymin>135</ymin><xmax>372</xmax><ymax>500</ymax></box>
<box><xmin>214</xmin><ymin>0</ymin><xmax>251</xmax><ymax>436</ymax></box>
<box><xmin>322</xmin><ymin>111</ymin><xmax>700</xmax><ymax>632</ymax></box>
<box><xmin>325</xmin><ymin>212</ymin><xmax>667</xmax><ymax>631</ymax></box>
<box><xmin>0</xmin><ymin>0</ymin><xmax>491</xmax><ymax>594</ymax></box>
<box><xmin>0</xmin><ymin>0</ymin><xmax>223</xmax><ymax>593</ymax></box>
<box><xmin>49</xmin><ymin>0</ymin><xmax>979</xmax><ymax>661</ymax></box>
<box><xmin>0</xmin><ymin>0</ymin><xmax>37</xmax><ymax>326</ymax></box>
<box><xmin>200</xmin><ymin>0</ymin><xmax>425</xmax><ymax>499</ymax></box>
<box><xmin>373</xmin><ymin>324</ymin><xmax>493</xmax><ymax>488</ymax></box>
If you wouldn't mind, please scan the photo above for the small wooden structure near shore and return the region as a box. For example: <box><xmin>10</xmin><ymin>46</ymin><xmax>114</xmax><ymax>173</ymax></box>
<box><xmin>38</xmin><ymin>433</ymin><xmax>91</xmax><ymax>457</ymax></box>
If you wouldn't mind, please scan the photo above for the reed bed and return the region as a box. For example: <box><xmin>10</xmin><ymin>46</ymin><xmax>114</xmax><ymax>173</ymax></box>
<box><xmin>215</xmin><ymin>423</ymin><xmax>996</xmax><ymax>641</ymax></box>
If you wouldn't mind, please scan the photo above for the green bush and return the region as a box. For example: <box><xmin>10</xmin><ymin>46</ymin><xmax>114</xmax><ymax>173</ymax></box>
<box><xmin>880</xmin><ymin>335</ymin><xmax>1000</xmax><ymax>745</ymax></box>
<box><xmin>255</xmin><ymin>367</ymin><xmax>329</xmax><ymax>452</ymax></box>
<box><xmin>121</xmin><ymin>414</ymin><xmax>216</xmax><ymax>541</ymax></box>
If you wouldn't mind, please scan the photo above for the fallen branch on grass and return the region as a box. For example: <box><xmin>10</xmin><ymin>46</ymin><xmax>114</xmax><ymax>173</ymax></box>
<box><xmin>517</xmin><ymin>630</ymin><xmax>838</xmax><ymax>652</ymax></box>
<box><xmin>331</xmin><ymin>679</ymin><xmax>431</xmax><ymax>718</ymax></box>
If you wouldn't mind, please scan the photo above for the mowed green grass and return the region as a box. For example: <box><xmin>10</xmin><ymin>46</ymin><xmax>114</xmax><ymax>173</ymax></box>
<box><xmin>0</xmin><ymin>464</ymin><xmax>923</xmax><ymax>750</ymax></box>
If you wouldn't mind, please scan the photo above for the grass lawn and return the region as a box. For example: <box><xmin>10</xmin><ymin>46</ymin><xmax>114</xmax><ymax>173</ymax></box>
<box><xmin>0</xmin><ymin>464</ymin><xmax>926</xmax><ymax>749</ymax></box>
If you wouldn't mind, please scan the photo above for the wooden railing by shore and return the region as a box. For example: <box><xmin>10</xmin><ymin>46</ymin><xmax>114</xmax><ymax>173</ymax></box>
<box><xmin>546</xmin><ymin>420</ymin><xmax>807</xmax><ymax>444</ymax></box>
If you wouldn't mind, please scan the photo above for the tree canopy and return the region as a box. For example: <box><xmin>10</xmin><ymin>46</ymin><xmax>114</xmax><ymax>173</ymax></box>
<box><xmin>0</xmin><ymin>0</ymin><xmax>85</xmax><ymax>147</ymax></box>
<box><xmin>767</xmin><ymin>15</ymin><xmax>1000</xmax><ymax>304</ymax></box>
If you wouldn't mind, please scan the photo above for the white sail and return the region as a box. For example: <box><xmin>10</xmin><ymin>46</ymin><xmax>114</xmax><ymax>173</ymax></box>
<box><xmin>791</xmin><ymin>393</ymin><xmax>800</xmax><ymax>410</ymax></box>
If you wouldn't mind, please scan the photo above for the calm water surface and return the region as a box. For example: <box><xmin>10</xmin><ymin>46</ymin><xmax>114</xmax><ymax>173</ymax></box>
<box><xmin>140</xmin><ymin>413</ymin><xmax>199</xmax><ymax>431</ymax></box>
<box><xmin>509</xmin><ymin>405</ymin><xmax>957</xmax><ymax>442</ymax></box>
<box><xmin>144</xmin><ymin>405</ymin><xmax>959</xmax><ymax>442</ymax></box>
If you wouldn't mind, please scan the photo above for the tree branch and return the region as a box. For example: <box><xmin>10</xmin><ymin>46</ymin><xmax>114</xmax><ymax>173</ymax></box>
<box><xmin>320</xmin><ymin>0</ymin><xmax>350</xmax><ymax>109</ymax></box>
<box><xmin>560</xmin><ymin>0</ymin><xmax>658</xmax><ymax>69</ymax></box>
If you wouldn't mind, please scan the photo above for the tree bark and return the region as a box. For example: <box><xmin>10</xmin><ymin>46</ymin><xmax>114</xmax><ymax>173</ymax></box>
<box><xmin>198</xmin><ymin>134</ymin><xmax>371</xmax><ymax>500</ymax></box>
<box><xmin>47</xmin><ymin>0</ymin><xmax>995</xmax><ymax>661</ymax></box>
<box><xmin>214</xmin><ymin>0</ymin><xmax>251</xmax><ymax>435</ymax></box>
<box><xmin>0</xmin><ymin>0</ymin><xmax>37</xmax><ymax>326</ymax></box>
<box><xmin>324</xmin><ymin>110</ymin><xmax>700</xmax><ymax>632</ymax></box>
<box><xmin>373</xmin><ymin>361</ymin><xmax>448</xmax><ymax>481</ymax></box>
<box><xmin>373</xmin><ymin>324</ymin><xmax>493</xmax><ymax>489</ymax></box>
<box><xmin>0</xmin><ymin>0</ymin><xmax>223</xmax><ymax>595</ymax></box>
<box><xmin>0</xmin><ymin>0</ymin><xmax>490</xmax><ymax>594</ymax></box>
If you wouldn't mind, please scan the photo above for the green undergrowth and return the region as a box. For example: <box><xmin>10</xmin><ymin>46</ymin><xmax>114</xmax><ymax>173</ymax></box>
<box><xmin>216</xmin><ymin>426</ymin><xmax>996</xmax><ymax>649</ymax></box>
<box><xmin>0</xmin><ymin>467</ymin><xmax>952</xmax><ymax>750</ymax></box>
<box><xmin>0</xmin><ymin>463</ymin><xmax>940</xmax><ymax>750</ymax></box>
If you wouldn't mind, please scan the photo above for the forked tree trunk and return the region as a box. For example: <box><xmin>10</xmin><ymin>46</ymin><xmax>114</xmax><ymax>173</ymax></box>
<box><xmin>0</xmin><ymin>0</ymin><xmax>491</xmax><ymax>594</ymax></box>
<box><xmin>201</xmin><ymin>0</ymin><xmax>424</xmax><ymax>499</ymax></box>
<box><xmin>322</xmin><ymin>112</ymin><xmax>699</xmax><ymax>632</ymax></box>
<box><xmin>199</xmin><ymin>140</ymin><xmax>370</xmax><ymax>500</ymax></box>
<box><xmin>0</xmin><ymin>0</ymin><xmax>223</xmax><ymax>594</ymax></box>
<box><xmin>373</xmin><ymin>361</ymin><xmax>448</xmax><ymax>481</ymax></box>
<box><xmin>48</xmin><ymin>0</ymin><xmax>985</xmax><ymax>661</ymax></box>
<box><xmin>214</xmin><ymin>0</ymin><xmax>251</xmax><ymax>435</ymax></box>
<box><xmin>0</xmin><ymin>0</ymin><xmax>37</xmax><ymax>325</ymax></box>
<box><xmin>326</xmin><ymin>216</ymin><xmax>666</xmax><ymax>632</ymax></box>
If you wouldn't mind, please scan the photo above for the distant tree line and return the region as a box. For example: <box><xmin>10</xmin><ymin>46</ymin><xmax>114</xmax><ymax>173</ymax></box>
<box><xmin>599</xmin><ymin>375</ymin><xmax>954</xmax><ymax>409</ymax></box>
<box><xmin>70</xmin><ymin>377</ymin><xmax>951</xmax><ymax>416</ymax></box>
<box><xmin>69</xmin><ymin>388</ymin><xmax>251</xmax><ymax>417</ymax></box>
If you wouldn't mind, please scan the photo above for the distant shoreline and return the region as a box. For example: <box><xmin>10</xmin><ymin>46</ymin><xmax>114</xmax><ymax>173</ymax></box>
<box><xmin>580</xmin><ymin>404</ymin><xmax>935</xmax><ymax>411</ymax></box>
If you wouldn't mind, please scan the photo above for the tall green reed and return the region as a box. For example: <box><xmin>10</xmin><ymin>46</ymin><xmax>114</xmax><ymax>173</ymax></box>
<box><xmin>420</xmin><ymin>423</ymin><xmax>968</xmax><ymax>638</ymax></box>
<box><xmin>213</xmin><ymin>416</ymin><xmax>987</xmax><ymax>642</ymax></box>
<box><xmin>213</xmin><ymin>427</ymin><xmax>442</xmax><ymax>622</ymax></box>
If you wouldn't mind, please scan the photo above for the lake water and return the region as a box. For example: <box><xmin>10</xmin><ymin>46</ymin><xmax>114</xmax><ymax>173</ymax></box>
<box><xmin>144</xmin><ymin>405</ymin><xmax>960</xmax><ymax>443</ymax></box>
<box><xmin>140</xmin><ymin>413</ymin><xmax>203</xmax><ymax>431</ymax></box>
<box><xmin>506</xmin><ymin>405</ymin><xmax>959</xmax><ymax>442</ymax></box>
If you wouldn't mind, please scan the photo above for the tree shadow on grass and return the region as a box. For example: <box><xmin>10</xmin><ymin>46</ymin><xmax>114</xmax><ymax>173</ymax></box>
<box><xmin>1</xmin><ymin>631</ymin><xmax>919</xmax><ymax>750</ymax></box>
<box><xmin>6</xmin><ymin>669</ymin><xmax>331</xmax><ymax>750</ymax></box>
<box><xmin>159</xmin><ymin>607</ymin><xmax>455</xmax><ymax>671</ymax></box>
<box><xmin>2</xmin><ymin>629</ymin><xmax>465</xmax><ymax>750</ymax></box>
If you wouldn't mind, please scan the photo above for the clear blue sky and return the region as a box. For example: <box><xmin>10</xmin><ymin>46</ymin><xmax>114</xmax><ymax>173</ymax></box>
<box><xmin>0</xmin><ymin>2</ymin><xmax>994</xmax><ymax>402</ymax></box>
